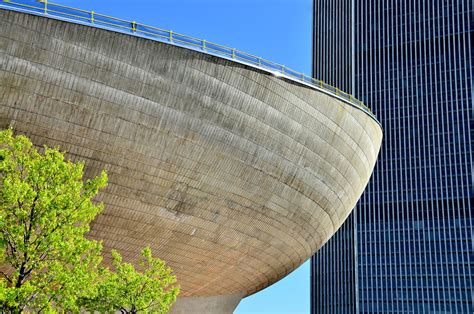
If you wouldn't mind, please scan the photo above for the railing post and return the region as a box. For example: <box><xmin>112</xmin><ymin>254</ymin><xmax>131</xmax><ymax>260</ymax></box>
<box><xmin>257</xmin><ymin>57</ymin><xmax>261</xmax><ymax>67</ymax></box>
<box><xmin>131</xmin><ymin>21</ymin><xmax>136</xmax><ymax>32</ymax></box>
<box><xmin>169</xmin><ymin>31</ymin><xmax>173</xmax><ymax>42</ymax></box>
<box><xmin>91</xmin><ymin>11</ymin><xmax>94</xmax><ymax>24</ymax></box>
<box><xmin>281</xmin><ymin>65</ymin><xmax>285</xmax><ymax>74</ymax></box>
<box><xmin>44</xmin><ymin>0</ymin><xmax>48</xmax><ymax>14</ymax></box>
<box><xmin>232</xmin><ymin>48</ymin><xmax>235</xmax><ymax>59</ymax></box>
<box><xmin>202</xmin><ymin>40</ymin><xmax>206</xmax><ymax>50</ymax></box>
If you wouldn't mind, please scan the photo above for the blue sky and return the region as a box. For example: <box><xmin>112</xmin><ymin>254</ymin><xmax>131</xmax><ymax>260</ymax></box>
<box><xmin>44</xmin><ymin>0</ymin><xmax>313</xmax><ymax>312</ymax></box>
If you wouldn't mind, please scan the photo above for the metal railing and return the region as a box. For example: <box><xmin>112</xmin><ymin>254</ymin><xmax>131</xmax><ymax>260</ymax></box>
<box><xmin>1</xmin><ymin>0</ymin><xmax>377</xmax><ymax>120</ymax></box>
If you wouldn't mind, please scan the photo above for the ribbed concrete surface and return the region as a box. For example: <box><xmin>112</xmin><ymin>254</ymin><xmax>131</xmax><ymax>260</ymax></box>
<box><xmin>0</xmin><ymin>9</ymin><xmax>382</xmax><ymax>311</ymax></box>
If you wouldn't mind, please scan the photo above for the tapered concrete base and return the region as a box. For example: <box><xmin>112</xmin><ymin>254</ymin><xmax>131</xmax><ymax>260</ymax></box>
<box><xmin>169</xmin><ymin>293</ymin><xmax>244</xmax><ymax>314</ymax></box>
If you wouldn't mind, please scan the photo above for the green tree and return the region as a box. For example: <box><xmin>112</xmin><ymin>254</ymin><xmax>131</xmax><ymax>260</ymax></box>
<box><xmin>0</xmin><ymin>129</ymin><xmax>107</xmax><ymax>312</ymax></box>
<box><xmin>0</xmin><ymin>129</ymin><xmax>179</xmax><ymax>313</ymax></box>
<box><xmin>81</xmin><ymin>247</ymin><xmax>179</xmax><ymax>314</ymax></box>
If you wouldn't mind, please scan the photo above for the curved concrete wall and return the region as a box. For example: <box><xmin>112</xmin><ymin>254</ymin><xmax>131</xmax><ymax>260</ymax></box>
<box><xmin>0</xmin><ymin>9</ymin><xmax>382</xmax><ymax>311</ymax></box>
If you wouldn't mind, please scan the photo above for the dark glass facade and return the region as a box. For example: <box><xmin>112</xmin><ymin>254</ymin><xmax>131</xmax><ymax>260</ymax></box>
<box><xmin>311</xmin><ymin>1</ymin><xmax>473</xmax><ymax>313</ymax></box>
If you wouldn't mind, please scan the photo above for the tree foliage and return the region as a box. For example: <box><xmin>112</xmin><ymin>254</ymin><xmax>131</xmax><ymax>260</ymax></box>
<box><xmin>0</xmin><ymin>129</ymin><xmax>179</xmax><ymax>313</ymax></box>
<box><xmin>0</xmin><ymin>129</ymin><xmax>107</xmax><ymax>312</ymax></box>
<box><xmin>81</xmin><ymin>248</ymin><xmax>179</xmax><ymax>314</ymax></box>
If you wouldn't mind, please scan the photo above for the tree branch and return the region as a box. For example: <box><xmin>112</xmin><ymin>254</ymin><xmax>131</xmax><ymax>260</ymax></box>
<box><xmin>0</xmin><ymin>271</ymin><xmax>12</xmax><ymax>284</ymax></box>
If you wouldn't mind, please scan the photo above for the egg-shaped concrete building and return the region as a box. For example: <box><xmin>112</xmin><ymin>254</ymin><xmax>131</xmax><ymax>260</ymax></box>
<box><xmin>0</xmin><ymin>5</ymin><xmax>382</xmax><ymax>313</ymax></box>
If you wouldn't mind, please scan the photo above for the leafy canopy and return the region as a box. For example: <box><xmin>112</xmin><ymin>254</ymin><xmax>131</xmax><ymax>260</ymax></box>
<box><xmin>0</xmin><ymin>129</ymin><xmax>179</xmax><ymax>313</ymax></box>
<box><xmin>0</xmin><ymin>128</ymin><xmax>107</xmax><ymax>312</ymax></box>
<box><xmin>81</xmin><ymin>247</ymin><xmax>179</xmax><ymax>314</ymax></box>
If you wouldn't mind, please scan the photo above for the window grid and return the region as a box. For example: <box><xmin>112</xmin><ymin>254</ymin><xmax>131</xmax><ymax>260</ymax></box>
<box><xmin>311</xmin><ymin>0</ymin><xmax>473</xmax><ymax>313</ymax></box>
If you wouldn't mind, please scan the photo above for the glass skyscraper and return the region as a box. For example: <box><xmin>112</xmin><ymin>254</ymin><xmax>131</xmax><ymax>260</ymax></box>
<box><xmin>311</xmin><ymin>1</ymin><xmax>473</xmax><ymax>313</ymax></box>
